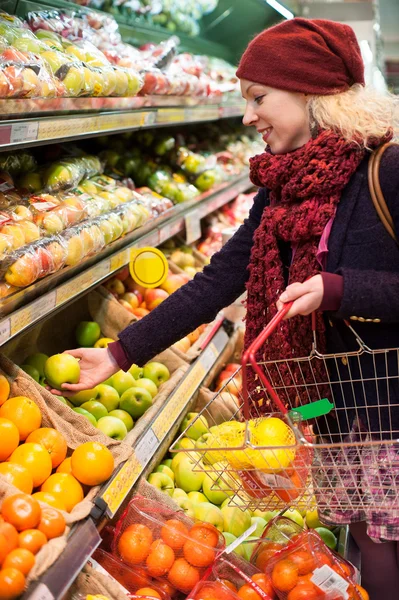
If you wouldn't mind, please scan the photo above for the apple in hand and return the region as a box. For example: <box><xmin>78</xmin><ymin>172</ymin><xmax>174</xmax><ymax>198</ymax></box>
<box><xmin>120</xmin><ymin>387</ymin><xmax>153</xmax><ymax>419</ymax></box>
<box><xmin>111</xmin><ymin>371</ymin><xmax>135</xmax><ymax>396</ymax></box>
<box><xmin>128</xmin><ymin>364</ymin><xmax>143</xmax><ymax>379</ymax></box>
<box><xmin>148</xmin><ymin>472</ymin><xmax>174</xmax><ymax>496</ymax></box>
<box><xmin>80</xmin><ymin>400</ymin><xmax>108</xmax><ymax>421</ymax></box>
<box><xmin>73</xmin><ymin>407</ymin><xmax>97</xmax><ymax>427</ymax></box>
<box><xmin>109</xmin><ymin>409</ymin><xmax>134</xmax><ymax>432</ymax></box>
<box><xmin>44</xmin><ymin>354</ymin><xmax>80</xmax><ymax>390</ymax></box>
<box><xmin>97</xmin><ymin>416</ymin><xmax>127</xmax><ymax>440</ymax></box>
<box><xmin>180</xmin><ymin>412</ymin><xmax>209</xmax><ymax>440</ymax></box>
<box><xmin>94</xmin><ymin>338</ymin><xmax>114</xmax><ymax>348</ymax></box>
<box><xmin>155</xmin><ymin>464</ymin><xmax>174</xmax><ymax>482</ymax></box>
<box><xmin>194</xmin><ymin>502</ymin><xmax>224</xmax><ymax>532</ymax></box>
<box><xmin>94</xmin><ymin>384</ymin><xmax>120</xmax><ymax>412</ymax></box>
<box><xmin>143</xmin><ymin>362</ymin><xmax>170</xmax><ymax>387</ymax></box>
<box><xmin>173</xmin><ymin>454</ymin><xmax>204</xmax><ymax>492</ymax></box>
<box><xmin>131</xmin><ymin>378</ymin><xmax>158</xmax><ymax>399</ymax></box>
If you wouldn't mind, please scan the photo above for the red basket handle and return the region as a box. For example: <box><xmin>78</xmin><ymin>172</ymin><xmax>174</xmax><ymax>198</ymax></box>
<box><xmin>241</xmin><ymin>302</ymin><xmax>293</xmax><ymax>420</ymax></box>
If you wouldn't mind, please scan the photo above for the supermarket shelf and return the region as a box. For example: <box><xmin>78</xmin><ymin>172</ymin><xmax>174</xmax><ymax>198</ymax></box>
<box><xmin>0</xmin><ymin>99</ymin><xmax>244</xmax><ymax>151</ymax></box>
<box><xmin>0</xmin><ymin>174</ymin><xmax>252</xmax><ymax>343</ymax></box>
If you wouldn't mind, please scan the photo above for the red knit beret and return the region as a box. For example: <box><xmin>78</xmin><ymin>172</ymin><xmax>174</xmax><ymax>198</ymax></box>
<box><xmin>236</xmin><ymin>17</ymin><xmax>365</xmax><ymax>95</ymax></box>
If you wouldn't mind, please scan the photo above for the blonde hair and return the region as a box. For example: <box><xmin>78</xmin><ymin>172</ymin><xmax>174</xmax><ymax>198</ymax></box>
<box><xmin>308</xmin><ymin>84</ymin><xmax>399</xmax><ymax>147</ymax></box>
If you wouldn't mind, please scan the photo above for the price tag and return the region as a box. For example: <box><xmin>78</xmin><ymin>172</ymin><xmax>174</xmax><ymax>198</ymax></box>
<box><xmin>135</xmin><ymin>428</ymin><xmax>159</xmax><ymax>467</ymax></box>
<box><xmin>0</xmin><ymin>318</ymin><xmax>10</xmax><ymax>346</ymax></box>
<box><xmin>10</xmin><ymin>291</ymin><xmax>56</xmax><ymax>336</ymax></box>
<box><xmin>10</xmin><ymin>121</ymin><xmax>39</xmax><ymax>144</ymax></box>
<box><xmin>141</xmin><ymin>112</ymin><xmax>156</xmax><ymax>126</ymax></box>
<box><xmin>28</xmin><ymin>583</ymin><xmax>54</xmax><ymax>600</ymax></box>
<box><xmin>102</xmin><ymin>453</ymin><xmax>143</xmax><ymax>517</ymax></box>
<box><xmin>185</xmin><ymin>210</ymin><xmax>202</xmax><ymax>244</ymax></box>
<box><xmin>157</xmin><ymin>108</ymin><xmax>186</xmax><ymax>124</ymax></box>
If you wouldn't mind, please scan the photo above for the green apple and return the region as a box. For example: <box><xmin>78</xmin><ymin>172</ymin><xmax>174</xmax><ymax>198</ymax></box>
<box><xmin>73</xmin><ymin>407</ymin><xmax>97</xmax><ymax>427</ymax></box>
<box><xmin>44</xmin><ymin>354</ymin><xmax>80</xmax><ymax>390</ymax></box>
<box><xmin>174</xmin><ymin>497</ymin><xmax>195</xmax><ymax>519</ymax></box>
<box><xmin>148</xmin><ymin>472</ymin><xmax>174</xmax><ymax>496</ymax></box>
<box><xmin>162</xmin><ymin>459</ymin><xmax>173</xmax><ymax>469</ymax></box>
<box><xmin>112</xmin><ymin>371</ymin><xmax>135</xmax><ymax>396</ymax></box>
<box><xmin>155</xmin><ymin>465</ymin><xmax>175</xmax><ymax>482</ymax></box>
<box><xmin>143</xmin><ymin>362</ymin><xmax>170</xmax><ymax>387</ymax></box>
<box><xmin>131</xmin><ymin>378</ymin><xmax>158</xmax><ymax>399</ymax></box>
<box><xmin>187</xmin><ymin>491</ymin><xmax>207</xmax><ymax>504</ymax></box>
<box><xmin>194</xmin><ymin>502</ymin><xmax>224</xmax><ymax>532</ymax></box>
<box><xmin>128</xmin><ymin>364</ymin><xmax>144</xmax><ymax>379</ymax></box>
<box><xmin>69</xmin><ymin>388</ymin><xmax>97</xmax><ymax>407</ymax></box>
<box><xmin>109</xmin><ymin>409</ymin><xmax>134</xmax><ymax>432</ymax></box>
<box><xmin>202</xmin><ymin>470</ymin><xmax>231</xmax><ymax>505</ymax></box>
<box><xmin>242</xmin><ymin>536</ymin><xmax>259</xmax><ymax>562</ymax></box>
<box><xmin>97</xmin><ymin>416</ymin><xmax>127</xmax><ymax>440</ymax></box>
<box><xmin>314</xmin><ymin>527</ymin><xmax>337</xmax><ymax>550</ymax></box>
<box><xmin>181</xmin><ymin>412</ymin><xmax>209</xmax><ymax>441</ymax></box>
<box><xmin>174</xmin><ymin>437</ymin><xmax>196</xmax><ymax>450</ymax></box>
<box><xmin>282</xmin><ymin>509</ymin><xmax>304</xmax><ymax>528</ymax></box>
<box><xmin>80</xmin><ymin>400</ymin><xmax>108</xmax><ymax>421</ymax></box>
<box><xmin>221</xmin><ymin>506</ymin><xmax>252</xmax><ymax>538</ymax></box>
<box><xmin>172</xmin><ymin>488</ymin><xmax>188</xmax><ymax>501</ymax></box>
<box><xmin>20</xmin><ymin>364</ymin><xmax>40</xmax><ymax>382</ymax></box>
<box><xmin>120</xmin><ymin>387</ymin><xmax>152</xmax><ymax>419</ymax></box>
<box><xmin>251</xmin><ymin>517</ymin><xmax>267</xmax><ymax>537</ymax></box>
<box><xmin>222</xmin><ymin>532</ymin><xmax>236</xmax><ymax>547</ymax></box>
<box><xmin>102</xmin><ymin>377</ymin><xmax>114</xmax><ymax>387</ymax></box>
<box><xmin>94</xmin><ymin>384</ymin><xmax>120</xmax><ymax>412</ymax></box>
<box><xmin>173</xmin><ymin>454</ymin><xmax>204</xmax><ymax>492</ymax></box>
<box><xmin>24</xmin><ymin>353</ymin><xmax>49</xmax><ymax>378</ymax></box>
<box><xmin>75</xmin><ymin>321</ymin><xmax>101</xmax><ymax>347</ymax></box>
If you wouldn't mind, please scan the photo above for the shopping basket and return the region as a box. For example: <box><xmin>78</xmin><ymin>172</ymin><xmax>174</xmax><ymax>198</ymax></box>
<box><xmin>171</xmin><ymin>302</ymin><xmax>399</xmax><ymax>518</ymax></box>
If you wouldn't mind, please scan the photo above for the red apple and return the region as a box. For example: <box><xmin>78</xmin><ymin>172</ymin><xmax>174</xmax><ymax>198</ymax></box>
<box><xmin>115</xmin><ymin>266</ymin><xmax>130</xmax><ymax>281</ymax></box>
<box><xmin>160</xmin><ymin>274</ymin><xmax>186</xmax><ymax>295</ymax></box>
<box><xmin>224</xmin><ymin>363</ymin><xmax>241</xmax><ymax>374</ymax></box>
<box><xmin>144</xmin><ymin>288</ymin><xmax>169</xmax><ymax>311</ymax></box>
<box><xmin>121</xmin><ymin>292</ymin><xmax>139</xmax><ymax>309</ymax></box>
<box><xmin>133</xmin><ymin>290</ymin><xmax>143</xmax><ymax>304</ymax></box>
<box><xmin>216</xmin><ymin>376</ymin><xmax>242</xmax><ymax>395</ymax></box>
<box><xmin>105</xmin><ymin>278</ymin><xmax>125</xmax><ymax>297</ymax></box>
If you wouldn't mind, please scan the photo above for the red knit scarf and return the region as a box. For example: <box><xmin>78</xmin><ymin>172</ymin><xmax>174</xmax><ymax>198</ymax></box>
<box><xmin>244</xmin><ymin>129</ymin><xmax>387</xmax><ymax>414</ymax></box>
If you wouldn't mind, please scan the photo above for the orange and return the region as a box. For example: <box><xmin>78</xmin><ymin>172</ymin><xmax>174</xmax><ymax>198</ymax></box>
<box><xmin>237</xmin><ymin>584</ymin><xmax>262</xmax><ymax>600</ymax></box>
<box><xmin>71</xmin><ymin>442</ymin><xmax>114</xmax><ymax>486</ymax></box>
<box><xmin>31</xmin><ymin>492</ymin><xmax>67</xmax><ymax>512</ymax></box>
<box><xmin>118</xmin><ymin>528</ymin><xmax>152</xmax><ymax>565</ymax></box>
<box><xmin>2</xmin><ymin>494</ymin><xmax>41</xmax><ymax>532</ymax></box>
<box><xmin>0</xmin><ymin>396</ymin><xmax>41</xmax><ymax>440</ymax></box>
<box><xmin>0</xmin><ymin>464</ymin><xmax>33</xmax><ymax>495</ymax></box>
<box><xmin>0</xmin><ymin>523</ymin><xmax>18</xmax><ymax>555</ymax></box>
<box><xmin>56</xmin><ymin>457</ymin><xmax>72</xmax><ymax>474</ymax></box>
<box><xmin>287</xmin><ymin>582</ymin><xmax>325</xmax><ymax>600</ymax></box>
<box><xmin>135</xmin><ymin>588</ymin><xmax>161</xmax><ymax>600</ymax></box>
<box><xmin>126</xmin><ymin>524</ymin><xmax>153</xmax><ymax>546</ymax></box>
<box><xmin>41</xmin><ymin>473</ymin><xmax>84</xmax><ymax>513</ymax></box>
<box><xmin>221</xmin><ymin>581</ymin><xmax>237</xmax><ymax>593</ymax></box>
<box><xmin>313</xmin><ymin>552</ymin><xmax>332</xmax><ymax>567</ymax></box>
<box><xmin>255</xmin><ymin>542</ymin><xmax>283</xmax><ymax>571</ymax></box>
<box><xmin>9</xmin><ymin>443</ymin><xmax>52</xmax><ymax>488</ymax></box>
<box><xmin>146</xmin><ymin>541</ymin><xmax>175</xmax><ymax>577</ymax></box>
<box><xmin>355</xmin><ymin>585</ymin><xmax>370</xmax><ymax>600</ymax></box>
<box><xmin>0</xmin><ymin>567</ymin><xmax>25</xmax><ymax>599</ymax></box>
<box><xmin>3</xmin><ymin>548</ymin><xmax>35</xmax><ymax>575</ymax></box>
<box><xmin>183</xmin><ymin>539</ymin><xmax>215</xmax><ymax>568</ymax></box>
<box><xmin>196</xmin><ymin>583</ymin><xmax>237</xmax><ymax>600</ymax></box>
<box><xmin>26</xmin><ymin>428</ymin><xmax>67</xmax><ymax>469</ymax></box>
<box><xmin>18</xmin><ymin>529</ymin><xmax>47</xmax><ymax>555</ymax></box>
<box><xmin>189</xmin><ymin>523</ymin><xmax>219</xmax><ymax>548</ymax></box>
<box><xmin>155</xmin><ymin>580</ymin><xmax>176</xmax><ymax>597</ymax></box>
<box><xmin>0</xmin><ymin>534</ymin><xmax>7</xmax><ymax>566</ymax></box>
<box><xmin>167</xmin><ymin>557</ymin><xmax>200</xmax><ymax>593</ymax></box>
<box><xmin>288</xmin><ymin>550</ymin><xmax>316</xmax><ymax>576</ymax></box>
<box><xmin>271</xmin><ymin>560</ymin><xmax>299</xmax><ymax>593</ymax></box>
<box><xmin>0</xmin><ymin>418</ymin><xmax>19</xmax><ymax>461</ymax></box>
<box><xmin>0</xmin><ymin>375</ymin><xmax>10</xmax><ymax>407</ymax></box>
<box><xmin>161</xmin><ymin>519</ymin><xmax>189</xmax><ymax>550</ymax></box>
<box><xmin>37</xmin><ymin>508</ymin><xmax>65</xmax><ymax>540</ymax></box>
<box><xmin>252</xmin><ymin>574</ymin><xmax>275</xmax><ymax>598</ymax></box>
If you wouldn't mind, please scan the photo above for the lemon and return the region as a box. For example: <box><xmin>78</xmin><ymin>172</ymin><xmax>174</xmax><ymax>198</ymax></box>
<box><xmin>247</xmin><ymin>417</ymin><xmax>296</xmax><ymax>472</ymax></box>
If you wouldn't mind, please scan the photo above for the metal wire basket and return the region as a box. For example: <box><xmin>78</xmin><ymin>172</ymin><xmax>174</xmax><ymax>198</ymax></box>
<box><xmin>171</xmin><ymin>302</ymin><xmax>399</xmax><ymax>519</ymax></box>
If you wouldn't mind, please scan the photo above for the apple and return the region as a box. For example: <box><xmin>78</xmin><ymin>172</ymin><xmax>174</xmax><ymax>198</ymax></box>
<box><xmin>242</xmin><ymin>537</ymin><xmax>259</xmax><ymax>562</ymax></box>
<box><xmin>174</xmin><ymin>496</ymin><xmax>195</xmax><ymax>519</ymax></box>
<box><xmin>121</xmin><ymin>292</ymin><xmax>139</xmax><ymax>309</ymax></box>
<box><xmin>224</xmin><ymin>363</ymin><xmax>241</xmax><ymax>374</ymax></box>
<box><xmin>21</xmin><ymin>222</ymin><xmax>40</xmax><ymax>244</ymax></box>
<box><xmin>75</xmin><ymin>321</ymin><xmax>101</xmax><ymax>347</ymax></box>
<box><xmin>160</xmin><ymin>274</ymin><xmax>186</xmax><ymax>295</ymax></box>
<box><xmin>174</xmin><ymin>437</ymin><xmax>196</xmax><ymax>451</ymax></box>
<box><xmin>97</xmin><ymin>416</ymin><xmax>127</xmax><ymax>441</ymax></box>
<box><xmin>109</xmin><ymin>409</ymin><xmax>134</xmax><ymax>432</ymax></box>
<box><xmin>116</xmin><ymin>266</ymin><xmax>130</xmax><ymax>281</ymax></box>
<box><xmin>94</xmin><ymin>384</ymin><xmax>120</xmax><ymax>412</ymax></box>
<box><xmin>155</xmin><ymin>465</ymin><xmax>174</xmax><ymax>482</ymax></box>
<box><xmin>252</xmin><ymin>509</ymin><xmax>278</xmax><ymax>522</ymax></box>
<box><xmin>131</xmin><ymin>378</ymin><xmax>158</xmax><ymax>399</ymax></box>
<box><xmin>20</xmin><ymin>364</ymin><xmax>40</xmax><ymax>382</ymax></box>
<box><xmin>143</xmin><ymin>362</ymin><xmax>170</xmax><ymax>387</ymax></box>
<box><xmin>69</xmin><ymin>388</ymin><xmax>97</xmax><ymax>407</ymax></box>
<box><xmin>144</xmin><ymin>288</ymin><xmax>169</xmax><ymax>311</ymax></box>
<box><xmin>202</xmin><ymin>471</ymin><xmax>231</xmax><ymax>505</ymax></box>
<box><xmin>162</xmin><ymin>458</ymin><xmax>173</xmax><ymax>469</ymax></box>
<box><xmin>44</xmin><ymin>354</ymin><xmax>80</xmax><ymax>390</ymax></box>
<box><xmin>105</xmin><ymin>279</ymin><xmax>125</xmax><ymax>296</ymax></box>
<box><xmin>80</xmin><ymin>400</ymin><xmax>108</xmax><ymax>421</ymax></box>
<box><xmin>194</xmin><ymin>502</ymin><xmax>224</xmax><ymax>532</ymax></box>
<box><xmin>73</xmin><ymin>407</ymin><xmax>97</xmax><ymax>427</ymax></box>
<box><xmin>181</xmin><ymin>412</ymin><xmax>209</xmax><ymax>440</ymax></box>
<box><xmin>251</xmin><ymin>517</ymin><xmax>267</xmax><ymax>537</ymax></box>
<box><xmin>186</xmin><ymin>492</ymin><xmax>206</xmax><ymax>504</ymax></box>
<box><xmin>172</xmin><ymin>488</ymin><xmax>188</xmax><ymax>501</ymax></box>
<box><xmin>221</xmin><ymin>506</ymin><xmax>252</xmax><ymax>538</ymax></box>
<box><xmin>216</xmin><ymin>377</ymin><xmax>242</xmax><ymax>395</ymax></box>
<box><xmin>128</xmin><ymin>364</ymin><xmax>143</xmax><ymax>379</ymax></box>
<box><xmin>173</xmin><ymin>454</ymin><xmax>204</xmax><ymax>492</ymax></box>
<box><xmin>282</xmin><ymin>509</ymin><xmax>304</xmax><ymax>528</ymax></box>
<box><xmin>24</xmin><ymin>353</ymin><xmax>48</xmax><ymax>378</ymax></box>
<box><xmin>120</xmin><ymin>387</ymin><xmax>153</xmax><ymax>419</ymax></box>
<box><xmin>148</xmin><ymin>472</ymin><xmax>174</xmax><ymax>496</ymax></box>
<box><xmin>94</xmin><ymin>338</ymin><xmax>114</xmax><ymax>348</ymax></box>
<box><xmin>119</xmin><ymin>300</ymin><xmax>134</xmax><ymax>313</ymax></box>
<box><xmin>111</xmin><ymin>371</ymin><xmax>135</xmax><ymax>396</ymax></box>
<box><xmin>222</xmin><ymin>531</ymin><xmax>237</xmax><ymax>548</ymax></box>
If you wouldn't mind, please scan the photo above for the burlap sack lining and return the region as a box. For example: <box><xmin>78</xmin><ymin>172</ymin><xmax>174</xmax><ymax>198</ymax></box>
<box><xmin>70</xmin><ymin>563</ymin><xmax>130</xmax><ymax>600</ymax></box>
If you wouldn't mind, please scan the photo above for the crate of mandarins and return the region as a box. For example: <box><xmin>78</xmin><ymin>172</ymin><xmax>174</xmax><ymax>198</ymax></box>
<box><xmin>250</xmin><ymin>516</ymin><xmax>306</xmax><ymax>573</ymax></box>
<box><xmin>264</xmin><ymin>529</ymin><xmax>365</xmax><ymax>600</ymax></box>
<box><xmin>112</xmin><ymin>495</ymin><xmax>225</xmax><ymax>597</ymax></box>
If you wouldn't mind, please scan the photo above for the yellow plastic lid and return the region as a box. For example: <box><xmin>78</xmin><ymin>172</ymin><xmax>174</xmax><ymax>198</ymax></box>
<box><xmin>129</xmin><ymin>247</ymin><xmax>168</xmax><ymax>288</ymax></box>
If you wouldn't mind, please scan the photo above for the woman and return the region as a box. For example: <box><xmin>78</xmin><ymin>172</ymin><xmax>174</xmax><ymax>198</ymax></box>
<box><xmin>61</xmin><ymin>18</ymin><xmax>399</xmax><ymax>598</ymax></box>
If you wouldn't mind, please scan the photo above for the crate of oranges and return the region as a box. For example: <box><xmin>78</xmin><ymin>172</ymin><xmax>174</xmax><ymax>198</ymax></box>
<box><xmin>111</xmin><ymin>495</ymin><xmax>225</xmax><ymax>597</ymax></box>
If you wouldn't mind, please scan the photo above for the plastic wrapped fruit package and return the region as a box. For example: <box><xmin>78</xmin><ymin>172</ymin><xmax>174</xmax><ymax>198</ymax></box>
<box><xmin>78</xmin><ymin>220</ymin><xmax>105</xmax><ymax>257</ymax></box>
<box><xmin>135</xmin><ymin>188</ymin><xmax>174</xmax><ymax>217</ymax></box>
<box><xmin>0</xmin><ymin>172</ymin><xmax>22</xmax><ymax>207</ymax></box>
<box><xmin>0</xmin><ymin>58</ymin><xmax>56</xmax><ymax>99</ymax></box>
<box><xmin>0</xmin><ymin>151</ymin><xmax>37</xmax><ymax>177</ymax></box>
<box><xmin>41</xmin><ymin>156</ymin><xmax>102</xmax><ymax>193</ymax></box>
<box><xmin>29</xmin><ymin>192</ymin><xmax>88</xmax><ymax>234</ymax></box>
<box><xmin>111</xmin><ymin>495</ymin><xmax>225</xmax><ymax>596</ymax></box>
<box><xmin>265</xmin><ymin>530</ymin><xmax>362</xmax><ymax>600</ymax></box>
<box><xmin>250</xmin><ymin>517</ymin><xmax>304</xmax><ymax>573</ymax></box>
<box><xmin>0</xmin><ymin>217</ymin><xmax>39</xmax><ymax>256</ymax></box>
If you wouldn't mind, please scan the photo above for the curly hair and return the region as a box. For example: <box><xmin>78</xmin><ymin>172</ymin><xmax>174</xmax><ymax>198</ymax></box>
<box><xmin>308</xmin><ymin>84</ymin><xmax>399</xmax><ymax>148</ymax></box>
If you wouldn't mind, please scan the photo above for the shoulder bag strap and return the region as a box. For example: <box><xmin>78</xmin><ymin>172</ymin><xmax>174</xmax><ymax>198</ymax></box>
<box><xmin>368</xmin><ymin>141</ymin><xmax>398</xmax><ymax>244</ymax></box>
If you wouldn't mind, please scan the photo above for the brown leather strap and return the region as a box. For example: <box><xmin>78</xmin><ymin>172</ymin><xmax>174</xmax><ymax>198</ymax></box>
<box><xmin>368</xmin><ymin>141</ymin><xmax>398</xmax><ymax>244</ymax></box>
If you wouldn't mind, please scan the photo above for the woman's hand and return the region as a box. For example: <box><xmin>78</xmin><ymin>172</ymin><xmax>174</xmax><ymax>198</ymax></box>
<box><xmin>276</xmin><ymin>274</ymin><xmax>324</xmax><ymax>319</ymax></box>
<box><xmin>51</xmin><ymin>348</ymin><xmax>120</xmax><ymax>396</ymax></box>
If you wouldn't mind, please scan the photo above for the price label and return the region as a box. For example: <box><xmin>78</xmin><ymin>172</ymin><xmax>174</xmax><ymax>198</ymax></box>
<box><xmin>10</xmin><ymin>121</ymin><xmax>39</xmax><ymax>144</ymax></box>
<box><xmin>0</xmin><ymin>318</ymin><xmax>10</xmax><ymax>346</ymax></box>
<box><xmin>141</xmin><ymin>112</ymin><xmax>156</xmax><ymax>126</ymax></box>
<box><xmin>10</xmin><ymin>291</ymin><xmax>56</xmax><ymax>336</ymax></box>
<box><xmin>102</xmin><ymin>453</ymin><xmax>143</xmax><ymax>517</ymax></box>
<box><xmin>28</xmin><ymin>583</ymin><xmax>54</xmax><ymax>600</ymax></box>
<box><xmin>135</xmin><ymin>428</ymin><xmax>159</xmax><ymax>467</ymax></box>
<box><xmin>185</xmin><ymin>210</ymin><xmax>202</xmax><ymax>244</ymax></box>
<box><xmin>157</xmin><ymin>108</ymin><xmax>186</xmax><ymax>124</ymax></box>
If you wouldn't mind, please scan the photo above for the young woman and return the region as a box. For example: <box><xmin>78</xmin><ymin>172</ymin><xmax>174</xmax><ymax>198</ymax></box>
<box><xmin>60</xmin><ymin>18</ymin><xmax>399</xmax><ymax>598</ymax></box>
